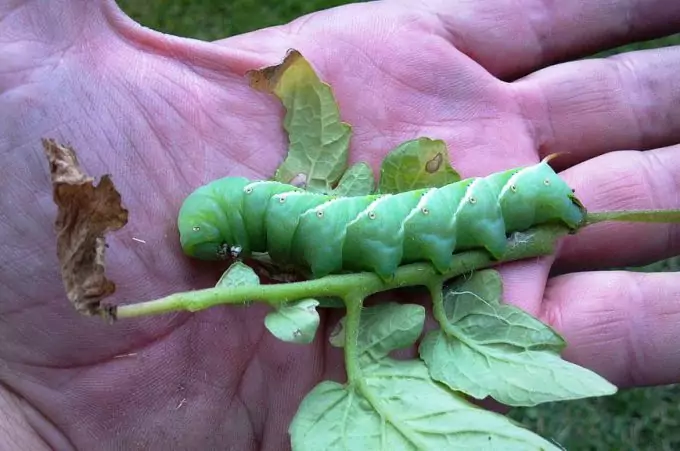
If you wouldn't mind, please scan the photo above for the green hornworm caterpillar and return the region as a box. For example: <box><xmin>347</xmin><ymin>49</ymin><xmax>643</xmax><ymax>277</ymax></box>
<box><xmin>177</xmin><ymin>156</ymin><xmax>586</xmax><ymax>280</ymax></box>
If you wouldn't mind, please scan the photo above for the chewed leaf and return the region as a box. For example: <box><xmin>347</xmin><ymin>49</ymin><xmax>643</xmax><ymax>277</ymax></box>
<box><xmin>331</xmin><ymin>162</ymin><xmax>375</xmax><ymax>196</ymax></box>
<box><xmin>216</xmin><ymin>262</ymin><xmax>260</xmax><ymax>287</ymax></box>
<box><xmin>264</xmin><ymin>299</ymin><xmax>320</xmax><ymax>344</ymax></box>
<box><xmin>248</xmin><ymin>49</ymin><xmax>352</xmax><ymax>193</ymax></box>
<box><xmin>420</xmin><ymin>270</ymin><xmax>618</xmax><ymax>406</ymax></box>
<box><xmin>290</xmin><ymin>361</ymin><xmax>562</xmax><ymax>450</ymax></box>
<box><xmin>42</xmin><ymin>138</ymin><xmax>128</xmax><ymax>319</ymax></box>
<box><xmin>378</xmin><ymin>137</ymin><xmax>460</xmax><ymax>193</ymax></box>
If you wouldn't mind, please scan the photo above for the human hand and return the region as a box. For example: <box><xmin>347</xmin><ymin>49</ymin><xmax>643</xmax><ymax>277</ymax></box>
<box><xmin>2</xmin><ymin>0</ymin><xmax>680</xmax><ymax>449</ymax></box>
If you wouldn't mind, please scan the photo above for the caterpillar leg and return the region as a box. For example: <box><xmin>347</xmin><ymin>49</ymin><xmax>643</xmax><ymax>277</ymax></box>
<box><xmin>403</xmin><ymin>234</ymin><xmax>457</xmax><ymax>274</ymax></box>
<box><xmin>401</xmin><ymin>184</ymin><xmax>465</xmax><ymax>274</ymax></box>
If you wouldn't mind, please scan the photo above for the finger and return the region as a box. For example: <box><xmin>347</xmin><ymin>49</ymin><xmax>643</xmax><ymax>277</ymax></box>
<box><xmin>494</xmin><ymin>256</ymin><xmax>555</xmax><ymax>316</ymax></box>
<box><xmin>553</xmin><ymin>145</ymin><xmax>680</xmax><ymax>273</ymax></box>
<box><xmin>513</xmin><ymin>46</ymin><xmax>680</xmax><ymax>168</ymax></box>
<box><xmin>416</xmin><ymin>0</ymin><xmax>680</xmax><ymax>79</ymax></box>
<box><xmin>541</xmin><ymin>270</ymin><xmax>680</xmax><ymax>388</ymax></box>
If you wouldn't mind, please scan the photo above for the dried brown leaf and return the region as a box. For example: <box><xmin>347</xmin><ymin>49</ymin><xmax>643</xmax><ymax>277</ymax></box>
<box><xmin>247</xmin><ymin>48</ymin><xmax>302</xmax><ymax>93</ymax></box>
<box><xmin>43</xmin><ymin>138</ymin><xmax>128</xmax><ymax>319</ymax></box>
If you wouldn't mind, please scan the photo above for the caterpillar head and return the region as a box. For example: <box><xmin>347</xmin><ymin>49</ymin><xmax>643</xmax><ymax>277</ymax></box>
<box><xmin>177</xmin><ymin>177</ymin><xmax>251</xmax><ymax>261</ymax></box>
<box><xmin>536</xmin><ymin>155</ymin><xmax>587</xmax><ymax>229</ymax></box>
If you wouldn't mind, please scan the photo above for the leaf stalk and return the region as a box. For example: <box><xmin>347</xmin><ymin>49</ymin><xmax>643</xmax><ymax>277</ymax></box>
<box><xmin>114</xmin><ymin>225</ymin><xmax>570</xmax><ymax>319</ymax></box>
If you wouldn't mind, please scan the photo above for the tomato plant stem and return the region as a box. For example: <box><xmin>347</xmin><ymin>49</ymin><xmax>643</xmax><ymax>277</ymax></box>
<box><xmin>114</xmin><ymin>225</ymin><xmax>570</xmax><ymax>319</ymax></box>
<box><xmin>586</xmin><ymin>209</ymin><xmax>680</xmax><ymax>225</ymax></box>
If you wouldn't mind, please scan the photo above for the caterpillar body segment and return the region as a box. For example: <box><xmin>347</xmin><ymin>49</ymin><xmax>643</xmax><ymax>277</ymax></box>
<box><xmin>177</xmin><ymin>158</ymin><xmax>586</xmax><ymax>279</ymax></box>
<box><xmin>291</xmin><ymin>195</ymin><xmax>376</xmax><ymax>278</ymax></box>
<box><xmin>241</xmin><ymin>181</ymin><xmax>298</xmax><ymax>252</ymax></box>
<box><xmin>341</xmin><ymin>191</ymin><xmax>424</xmax><ymax>278</ymax></box>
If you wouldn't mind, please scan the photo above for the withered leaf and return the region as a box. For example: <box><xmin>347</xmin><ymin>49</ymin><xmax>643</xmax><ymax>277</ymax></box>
<box><xmin>43</xmin><ymin>138</ymin><xmax>128</xmax><ymax>319</ymax></box>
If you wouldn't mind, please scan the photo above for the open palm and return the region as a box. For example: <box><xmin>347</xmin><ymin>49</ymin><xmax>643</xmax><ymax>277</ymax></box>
<box><xmin>2</xmin><ymin>0</ymin><xmax>680</xmax><ymax>449</ymax></box>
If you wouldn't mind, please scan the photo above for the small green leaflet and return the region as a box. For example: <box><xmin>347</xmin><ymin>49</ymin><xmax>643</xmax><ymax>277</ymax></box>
<box><xmin>420</xmin><ymin>270</ymin><xmax>618</xmax><ymax>407</ymax></box>
<box><xmin>331</xmin><ymin>161</ymin><xmax>375</xmax><ymax>196</ymax></box>
<box><xmin>378</xmin><ymin>137</ymin><xmax>460</xmax><ymax>193</ymax></box>
<box><xmin>264</xmin><ymin>299</ymin><xmax>320</xmax><ymax>344</ymax></box>
<box><xmin>217</xmin><ymin>262</ymin><xmax>321</xmax><ymax>344</ymax></box>
<box><xmin>216</xmin><ymin>261</ymin><xmax>260</xmax><ymax>287</ymax></box>
<box><xmin>290</xmin><ymin>303</ymin><xmax>562</xmax><ymax>450</ymax></box>
<box><xmin>248</xmin><ymin>50</ymin><xmax>352</xmax><ymax>193</ymax></box>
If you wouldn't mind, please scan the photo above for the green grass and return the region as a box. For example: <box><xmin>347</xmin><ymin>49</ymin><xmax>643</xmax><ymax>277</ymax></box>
<box><xmin>509</xmin><ymin>385</ymin><xmax>680</xmax><ymax>450</ymax></box>
<box><xmin>116</xmin><ymin>1</ymin><xmax>680</xmax><ymax>449</ymax></box>
<box><xmin>118</xmin><ymin>0</ymin><xmax>350</xmax><ymax>40</ymax></box>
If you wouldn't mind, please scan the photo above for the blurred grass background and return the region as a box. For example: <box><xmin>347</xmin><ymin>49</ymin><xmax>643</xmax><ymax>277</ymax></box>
<box><xmin>116</xmin><ymin>1</ymin><xmax>679</xmax><ymax>449</ymax></box>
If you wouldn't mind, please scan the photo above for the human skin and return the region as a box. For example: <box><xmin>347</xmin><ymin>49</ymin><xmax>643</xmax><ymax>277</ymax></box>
<box><xmin>2</xmin><ymin>0</ymin><xmax>680</xmax><ymax>449</ymax></box>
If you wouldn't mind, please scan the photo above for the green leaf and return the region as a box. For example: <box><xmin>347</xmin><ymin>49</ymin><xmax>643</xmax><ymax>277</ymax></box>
<box><xmin>327</xmin><ymin>302</ymin><xmax>423</xmax><ymax>359</ymax></box>
<box><xmin>216</xmin><ymin>261</ymin><xmax>260</xmax><ymax>287</ymax></box>
<box><xmin>291</xmin><ymin>303</ymin><xmax>561</xmax><ymax>450</ymax></box>
<box><xmin>441</xmin><ymin>270</ymin><xmax>565</xmax><ymax>349</ymax></box>
<box><xmin>420</xmin><ymin>270</ymin><xmax>618</xmax><ymax>407</ymax></box>
<box><xmin>216</xmin><ymin>262</ymin><xmax>320</xmax><ymax>344</ymax></box>
<box><xmin>264</xmin><ymin>299</ymin><xmax>320</xmax><ymax>344</ymax></box>
<box><xmin>248</xmin><ymin>49</ymin><xmax>352</xmax><ymax>193</ymax></box>
<box><xmin>378</xmin><ymin>137</ymin><xmax>460</xmax><ymax>194</ymax></box>
<box><xmin>354</xmin><ymin>303</ymin><xmax>424</xmax><ymax>365</ymax></box>
<box><xmin>331</xmin><ymin>162</ymin><xmax>375</xmax><ymax>196</ymax></box>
